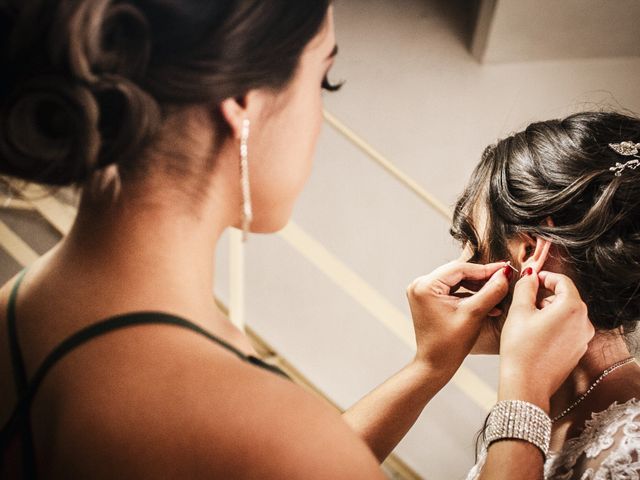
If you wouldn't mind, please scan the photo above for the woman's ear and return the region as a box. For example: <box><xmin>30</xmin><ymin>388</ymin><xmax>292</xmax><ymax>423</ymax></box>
<box><xmin>220</xmin><ymin>90</ymin><xmax>268</xmax><ymax>140</ymax></box>
<box><xmin>220</xmin><ymin>97</ymin><xmax>247</xmax><ymax>140</ymax></box>
<box><xmin>516</xmin><ymin>217</ymin><xmax>554</xmax><ymax>272</ymax></box>
<box><xmin>522</xmin><ymin>235</ymin><xmax>552</xmax><ymax>272</ymax></box>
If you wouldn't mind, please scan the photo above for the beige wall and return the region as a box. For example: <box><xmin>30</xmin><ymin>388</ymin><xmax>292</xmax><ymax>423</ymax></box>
<box><xmin>475</xmin><ymin>0</ymin><xmax>640</xmax><ymax>62</ymax></box>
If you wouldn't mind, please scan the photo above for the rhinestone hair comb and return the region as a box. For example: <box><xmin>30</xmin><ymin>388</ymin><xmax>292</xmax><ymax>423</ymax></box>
<box><xmin>609</xmin><ymin>141</ymin><xmax>640</xmax><ymax>177</ymax></box>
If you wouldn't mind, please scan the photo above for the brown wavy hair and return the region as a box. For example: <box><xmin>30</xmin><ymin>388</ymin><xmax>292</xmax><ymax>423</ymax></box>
<box><xmin>451</xmin><ymin>111</ymin><xmax>640</xmax><ymax>333</ymax></box>
<box><xmin>0</xmin><ymin>0</ymin><xmax>332</xmax><ymax>186</ymax></box>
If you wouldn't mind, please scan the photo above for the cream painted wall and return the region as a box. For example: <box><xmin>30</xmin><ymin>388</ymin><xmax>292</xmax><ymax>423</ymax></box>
<box><xmin>477</xmin><ymin>0</ymin><xmax>640</xmax><ymax>63</ymax></box>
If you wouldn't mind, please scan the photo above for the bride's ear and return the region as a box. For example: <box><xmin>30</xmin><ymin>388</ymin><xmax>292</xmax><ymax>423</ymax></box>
<box><xmin>515</xmin><ymin>218</ymin><xmax>554</xmax><ymax>272</ymax></box>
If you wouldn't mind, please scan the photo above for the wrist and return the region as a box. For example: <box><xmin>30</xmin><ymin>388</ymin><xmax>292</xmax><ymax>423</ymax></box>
<box><xmin>410</xmin><ymin>357</ymin><xmax>456</xmax><ymax>389</ymax></box>
<box><xmin>486</xmin><ymin>400</ymin><xmax>552</xmax><ymax>459</ymax></box>
<box><xmin>498</xmin><ymin>374</ymin><xmax>550</xmax><ymax>414</ymax></box>
<box><xmin>499</xmin><ymin>358</ymin><xmax>552</xmax><ymax>413</ymax></box>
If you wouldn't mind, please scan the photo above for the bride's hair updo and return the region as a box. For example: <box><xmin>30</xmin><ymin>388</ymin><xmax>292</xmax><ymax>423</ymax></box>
<box><xmin>0</xmin><ymin>0</ymin><xmax>331</xmax><ymax>186</ymax></box>
<box><xmin>451</xmin><ymin>112</ymin><xmax>640</xmax><ymax>333</ymax></box>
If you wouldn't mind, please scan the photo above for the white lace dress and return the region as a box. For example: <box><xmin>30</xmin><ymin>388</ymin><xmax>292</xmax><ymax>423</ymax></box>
<box><xmin>466</xmin><ymin>399</ymin><xmax>640</xmax><ymax>480</ymax></box>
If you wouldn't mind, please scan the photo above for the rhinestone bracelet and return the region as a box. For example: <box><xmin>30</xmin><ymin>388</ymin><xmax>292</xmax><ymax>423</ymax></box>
<box><xmin>485</xmin><ymin>400</ymin><xmax>552</xmax><ymax>458</ymax></box>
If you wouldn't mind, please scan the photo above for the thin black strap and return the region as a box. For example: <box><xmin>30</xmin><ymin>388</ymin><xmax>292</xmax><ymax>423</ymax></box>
<box><xmin>247</xmin><ymin>355</ymin><xmax>290</xmax><ymax>379</ymax></box>
<box><xmin>4</xmin><ymin>269</ymin><xmax>36</xmax><ymax>479</ymax></box>
<box><xmin>10</xmin><ymin>312</ymin><xmax>288</xmax><ymax>480</ymax></box>
<box><xmin>24</xmin><ymin>312</ymin><xmax>267</xmax><ymax>403</ymax></box>
<box><xmin>2</xmin><ymin>305</ymin><xmax>289</xmax><ymax>479</ymax></box>
<box><xmin>7</xmin><ymin>269</ymin><xmax>28</xmax><ymax>397</ymax></box>
<box><xmin>1</xmin><ymin>312</ymin><xmax>289</xmax><ymax>437</ymax></box>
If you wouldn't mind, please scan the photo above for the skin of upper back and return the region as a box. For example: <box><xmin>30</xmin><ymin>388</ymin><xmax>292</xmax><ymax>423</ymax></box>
<box><xmin>14</xmin><ymin>311</ymin><xmax>385</xmax><ymax>479</ymax></box>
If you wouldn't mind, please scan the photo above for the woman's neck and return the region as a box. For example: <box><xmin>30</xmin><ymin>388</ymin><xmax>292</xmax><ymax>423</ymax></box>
<box><xmin>549</xmin><ymin>330</ymin><xmax>639</xmax><ymax>446</ymax></box>
<box><xmin>551</xmin><ymin>332</ymin><xmax>634</xmax><ymax>414</ymax></box>
<box><xmin>50</xmin><ymin>170</ymin><xmax>237</xmax><ymax>335</ymax></box>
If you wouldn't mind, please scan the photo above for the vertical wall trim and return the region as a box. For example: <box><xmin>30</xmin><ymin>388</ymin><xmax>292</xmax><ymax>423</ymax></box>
<box><xmin>229</xmin><ymin>228</ymin><xmax>246</xmax><ymax>331</ymax></box>
<box><xmin>471</xmin><ymin>0</ymin><xmax>499</xmax><ymax>63</ymax></box>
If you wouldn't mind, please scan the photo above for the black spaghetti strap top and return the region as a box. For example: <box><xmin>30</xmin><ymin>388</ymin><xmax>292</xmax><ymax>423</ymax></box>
<box><xmin>0</xmin><ymin>270</ymin><xmax>291</xmax><ymax>479</ymax></box>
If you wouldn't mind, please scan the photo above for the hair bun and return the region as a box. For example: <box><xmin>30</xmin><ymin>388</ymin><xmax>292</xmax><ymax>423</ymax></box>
<box><xmin>0</xmin><ymin>75</ymin><xmax>101</xmax><ymax>185</ymax></box>
<box><xmin>1</xmin><ymin>0</ymin><xmax>332</xmax><ymax>186</ymax></box>
<box><xmin>0</xmin><ymin>1</ymin><xmax>160</xmax><ymax>185</ymax></box>
<box><xmin>60</xmin><ymin>0</ymin><xmax>151</xmax><ymax>83</ymax></box>
<box><xmin>92</xmin><ymin>75</ymin><xmax>160</xmax><ymax>169</ymax></box>
<box><xmin>0</xmin><ymin>2</ymin><xmax>17</xmax><ymax>98</ymax></box>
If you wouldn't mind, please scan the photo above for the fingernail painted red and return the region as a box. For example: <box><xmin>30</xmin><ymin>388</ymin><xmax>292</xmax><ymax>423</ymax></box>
<box><xmin>503</xmin><ymin>265</ymin><xmax>513</xmax><ymax>281</ymax></box>
<box><xmin>521</xmin><ymin>267</ymin><xmax>533</xmax><ymax>277</ymax></box>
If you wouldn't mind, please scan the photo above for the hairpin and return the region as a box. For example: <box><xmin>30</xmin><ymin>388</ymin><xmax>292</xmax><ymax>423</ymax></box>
<box><xmin>609</xmin><ymin>141</ymin><xmax>640</xmax><ymax>177</ymax></box>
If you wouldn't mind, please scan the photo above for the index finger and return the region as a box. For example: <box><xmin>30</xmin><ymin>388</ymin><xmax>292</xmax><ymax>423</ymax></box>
<box><xmin>510</xmin><ymin>268</ymin><xmax>539</xmax><ymax>313</ymax></box>
<box><xmin>431</xmin><ymin>261</ymin><xmax>507</xmax><ymax>291</ymax></box>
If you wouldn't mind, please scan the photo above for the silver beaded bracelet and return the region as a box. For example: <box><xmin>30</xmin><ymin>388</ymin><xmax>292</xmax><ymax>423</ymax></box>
<box><xmin>485</xmin><ymin>400</ymin><xmax>552</xmax><ymax>458</ymax></box>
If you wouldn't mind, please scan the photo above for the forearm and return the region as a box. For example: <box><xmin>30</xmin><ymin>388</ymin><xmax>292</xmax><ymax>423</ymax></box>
<box><xmin>342</xmin><ymin>360</ymin><xmax>451</xmax><ymax>462</ymax></box>
<box><xmin>478</xmin><ymin>441</ymin><xmax>544</xmax><ymax>480</ymax></box>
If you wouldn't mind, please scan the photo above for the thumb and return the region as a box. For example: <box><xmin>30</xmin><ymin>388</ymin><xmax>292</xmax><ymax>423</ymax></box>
<box><xmin>510</xmin><ymin>267</ymin><xmax>540</xmax><ymax>314</ymax></box>
<box><xmin>459</xmin><ymin>265</ymin><xmax>510</xmax><ymax>318</ymax></box>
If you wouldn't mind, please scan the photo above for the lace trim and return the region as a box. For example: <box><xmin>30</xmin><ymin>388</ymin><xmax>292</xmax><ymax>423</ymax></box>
<box><xmin>466</xmin><ymin>398</ymin><xmax>640</xmax><ymax>480</ymax></box>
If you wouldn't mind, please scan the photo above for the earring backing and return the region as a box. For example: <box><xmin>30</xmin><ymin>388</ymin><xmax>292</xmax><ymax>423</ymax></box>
<box><xmin>506</xmin><ymin>261</ymin><xmax>520</xmax><ymax>274</ymax></box>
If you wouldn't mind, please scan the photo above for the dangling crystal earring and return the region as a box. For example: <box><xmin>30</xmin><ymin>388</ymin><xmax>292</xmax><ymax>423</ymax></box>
<box><xmin>240</xmin><ymin>119</ymin><xmax>252</xmax><ymax>242</ymax></box>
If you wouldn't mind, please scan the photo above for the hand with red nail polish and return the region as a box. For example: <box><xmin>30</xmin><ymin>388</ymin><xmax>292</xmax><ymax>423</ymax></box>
<box><xmin>498</xmin><ymin>270</ymin><xmax>595</xmax><ymax>413</ymax></box>
<box><xmin>503</xmin><ymin>265</ymin><xmax>514</xmax><ymax>281</ymax></box>
<box><xmin>406</xmin><ymin>260</ymin><xmax>511</xmax><ymax>379</ymax></box>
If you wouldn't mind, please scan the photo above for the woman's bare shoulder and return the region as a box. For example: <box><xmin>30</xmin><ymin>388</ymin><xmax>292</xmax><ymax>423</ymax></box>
<box><xmin>38</xmin><ymin>324</ymin><xmax>385</xmax><ymax>479</ymax></box>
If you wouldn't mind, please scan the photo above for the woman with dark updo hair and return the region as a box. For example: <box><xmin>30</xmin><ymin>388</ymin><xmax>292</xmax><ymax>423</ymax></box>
<box><xmin>0</xmin><ymin>1</ymin><xmax>593</xmax><ymax>478</ymax></box>
<box><xmin>453</xmin><ymin>112</ymin><xmax>640</xmax><ymax>479</ymax></box>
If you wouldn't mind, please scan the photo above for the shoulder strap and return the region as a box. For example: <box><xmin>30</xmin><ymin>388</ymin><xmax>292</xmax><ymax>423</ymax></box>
<box><xmin>2</xmin><ymin>306</ymin><xmax>290</xmax><ymax>478</ymax></box>
<box><xmin>4</xmin><ymin>268</ymin><xmax>36</xmax><ymax>479</ymax></box>
<box><xmin>25</xmin><ymin>312</ymin><xmax>251</xmax><ymax>402</ymax></box>
<box><xmin>247</xmin><ymin>355</ymin><xmax>290</xmax><ymax>379</ymax></box>
<box><xmin>7</xmin><ymin>269</ymin><xmax>29</xmax><ymax>397</ymax></box>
